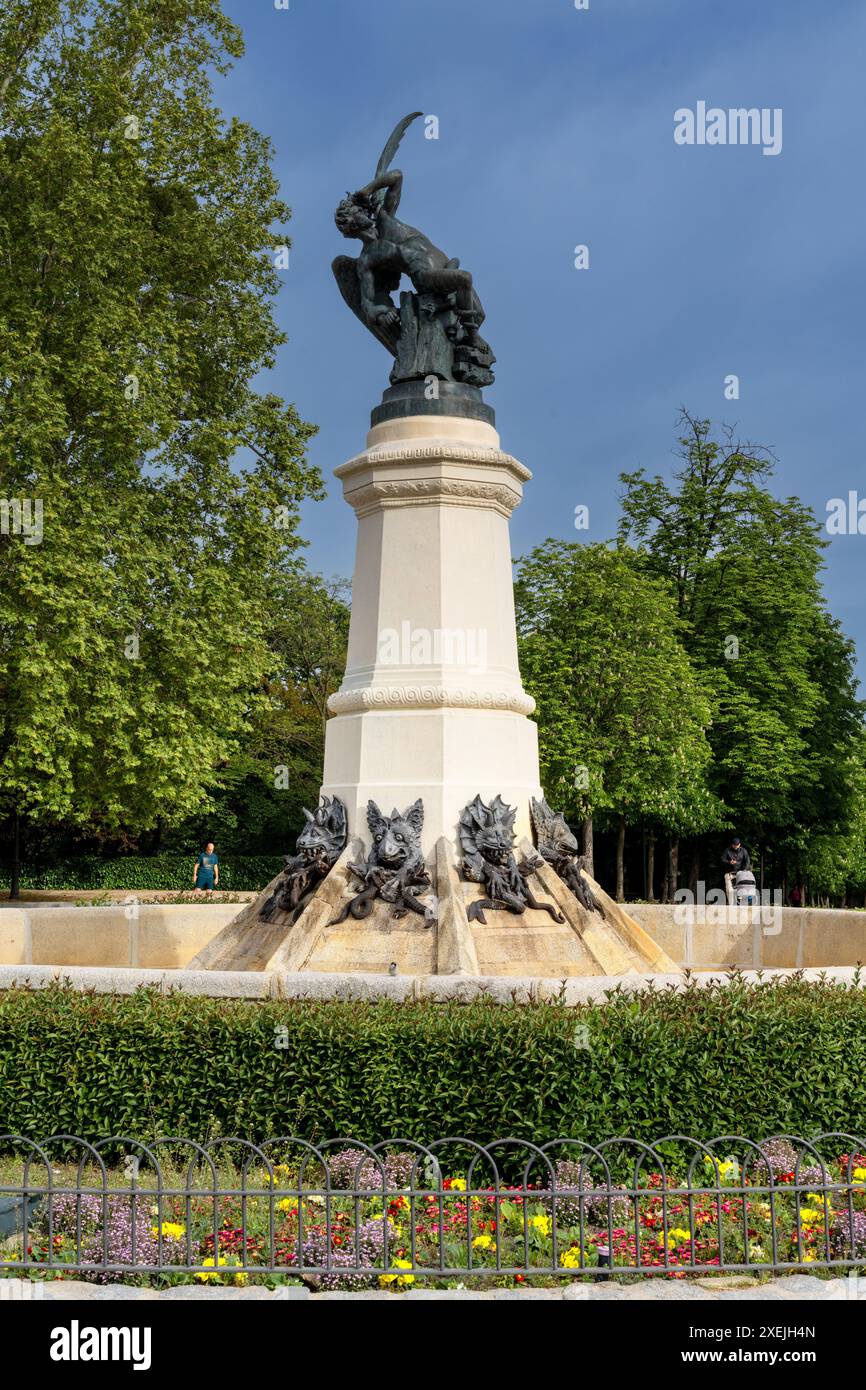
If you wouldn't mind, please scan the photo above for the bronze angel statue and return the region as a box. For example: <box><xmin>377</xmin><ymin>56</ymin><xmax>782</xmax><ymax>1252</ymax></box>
<box><xmin>332</xmin><ymin>112</ymin><xmax>495</xmax><ymax>390</ymax></box>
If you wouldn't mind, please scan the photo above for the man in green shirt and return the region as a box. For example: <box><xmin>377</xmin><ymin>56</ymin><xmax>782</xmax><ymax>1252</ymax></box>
<box><xmin>193</xmin><ymin>842</ymin><xmax>219</xmax><ymax>894</ymax></box>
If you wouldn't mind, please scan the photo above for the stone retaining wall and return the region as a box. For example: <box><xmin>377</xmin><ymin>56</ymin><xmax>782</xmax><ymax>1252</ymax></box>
<box><xmin>2</xmin><ymin>902</ymin><xmax>864</xmax><ymax>974</ymax></box>
<box><xmin>0</xmin><ymin>905</ymin><xmax>239</xmax><ymax>970</ymax></box>
<box><xmin>627</xmin><ymin>904</ymin><xmax>866</xmax><ymax>969</ymax></box>
<box><xmin>0</xmin><ymin>963</ymin><xmax>861</xmax><ymax>1004</ymax></box>
<box><xmin>5</xmin><ymin>1273</ymin><xmax>855</xmax><ymax>1301</ymax></box>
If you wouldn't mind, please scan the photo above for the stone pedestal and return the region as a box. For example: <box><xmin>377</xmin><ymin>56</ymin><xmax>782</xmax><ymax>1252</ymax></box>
<box><xmin>321</xmin><ymin>412</ymin><xmax>543</xmax><ymax>855</ymax></box>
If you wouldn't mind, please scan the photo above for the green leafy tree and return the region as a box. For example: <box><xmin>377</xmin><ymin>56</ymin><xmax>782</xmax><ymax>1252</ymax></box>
<box><xmin>804</xmin><ymin>739</ymin><xmax>866</xmax><ymax>905</ymax></box>
<box><xmin>515</xmin><ymin>541</ymin><xmax>719</xmax><ymax>898</ymax></box>
<box><xmin>618</xmin><ymin>410</ymin><xmax>863</xmax><ymax>876</ymax></box>
<box><xmin>0</xmin><ymin>1</ymin><xmax>321</xmax><ymax>892</ymax></box>
<box><xmin>175</xmin><ymin>573</ymin><xmax>351</xmax><ymax>855</ymax></box>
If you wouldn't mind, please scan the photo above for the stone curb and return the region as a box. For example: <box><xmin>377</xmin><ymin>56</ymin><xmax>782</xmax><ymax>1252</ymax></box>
<box><xmin>6</xmin><ymin>1274</ymin><xmax>859</xmax><ymax>1301</ymax></box>
<box><xmin>0</xmin><ymin>964</ymin><xmax>862</xmax><ymax>1002</ymax></box>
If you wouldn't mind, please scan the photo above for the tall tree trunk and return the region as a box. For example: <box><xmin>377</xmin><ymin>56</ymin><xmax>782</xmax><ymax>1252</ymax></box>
<box><xmin>615</xmin><ymin>816</ymin><xmax>626</xmax><ymax>902</ymax></box>
<box><xmin>646</xmin><ymin>835</ymin><xmax>656</xmax><ymax>903</ymax></box>
<box><xmin>582</xmin><ymin>816</ymin><xmax>594</xmax><ymax>879</ymax></box>
<box><xmin>10</xmin><ymin>809</ymin><xmax>21</xmax><ymax>900</ymax></box>
<box><xmin>759</xmin><ymin>848</ymin><xmax>764</xmax><ymax>899</ymax></box>
<box><xmin>667</xmin><ymin>836</ymin><xmax>679</xmax><ymax>901</ymax></box>
<box><xmin>689</xmin><ymin>844</ymin><xmax>700</xmax><ymax>898</ymax></box>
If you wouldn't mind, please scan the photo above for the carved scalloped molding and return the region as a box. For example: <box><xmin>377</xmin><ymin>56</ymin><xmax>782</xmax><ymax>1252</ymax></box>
<box><xmin>327</xmin><ymin>684</ymin><xmax>537</xmax><ymax>717</ymax></box>
<box><xmin>347</xmin><ymin>476</ymin><xmax>522</xmax><ymax>517</ymax></box>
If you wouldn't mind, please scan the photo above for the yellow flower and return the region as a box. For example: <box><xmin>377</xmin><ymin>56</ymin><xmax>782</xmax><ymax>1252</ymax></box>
<box><xmin>263</xmin><ymin>1163</ymin><xmax>294</xmax><ymax>1187</ymax></box>
<box><xmin>195</xmin><ymin>1256</ymin><xmax>228</xmax><ymax>1283</ymax></box>
<box><xmin>448</xmin><ymin>1179</ymin><xmax>467</xmax><ymax>1192</ymax></box>
<box><xmin>560</xmin><ymin>1247</ymin><xmax>585</xmax><ymax>1268</ymax></box>
<box><xmin>472</xmin><ymin>1235</ymin><xmax>493</xmax><ymax>1250</ymax></box>
<box><xmin>799</xmin><ymin>1207</ymin><xmax>821</xmax><ymax>1224</ymax></box>
<box><xmin>195</xmin><ymin>1256</ymin><xmax>246</xmax><ymax>1285</ymax></box>
<box><xmin>151</xmin><ymin>1221</ymin><xmax>186</xmax><ymax>1240</ymax></box>
<box><xmin>277</xmin><ymin>1198</ymin><xmax>298</xmax><ymax>1213</ymax></box>
<box><xmin>852</xmin><ymin>1167</ymin><xmax>866</xmax><ymax>1183</ymax></box>
<box><xmin>703</xmin><ymin>1157</ymin><xmax>736</xmax><ymax>1181</ymax></box>
<box><xmin>529</xmin><ymin>1214</ymin><xmax>552</xmax><ymax>1236</ymax></box>
<box><xmin>667</xmin><ymin>1228</ymin><xmax>693</xmax><ymax>1245</ymax></box>
<box><xmin>378</xmin><ymin>1258</ymin><xmax>415</xmax><ymax>1289</ymax></box>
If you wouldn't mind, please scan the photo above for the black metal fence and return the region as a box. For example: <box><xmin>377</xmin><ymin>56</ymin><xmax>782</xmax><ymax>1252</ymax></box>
<box><xmin>1</xmin><ymin>1133</ymin><xmax>865</xmax><ymax>1285</ymax></box>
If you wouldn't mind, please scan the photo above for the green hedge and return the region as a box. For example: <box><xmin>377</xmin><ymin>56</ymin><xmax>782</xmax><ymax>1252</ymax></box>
<box><xmin>0</xmin><ymin>855</ymin><xmax>282</xmax><ymax>893</ymax></box>
<box><xmin>1</xmin><ymin>977</ymin><xmax>865</xmax><ymax>1148</ymax></box>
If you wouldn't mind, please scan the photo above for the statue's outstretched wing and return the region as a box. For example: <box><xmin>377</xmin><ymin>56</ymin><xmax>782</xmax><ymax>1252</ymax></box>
<box><xmin>530</xmin><ymin>796</ymin><xmax>554</xmax><ymax>840</ymax></box>
<box><xmin>331</xmin><ymin>255</ymin><xmax>399</xmax><ymax>356</ymax></box>
<box><xmin>457</xmin><ymin>794</ymin><xmax>489</xmax><ymax>881</ymax></box>
<box><xmin>376</xmin><ymin>111</ymin><xmax>423</xmax><ymax>178</ymax></box>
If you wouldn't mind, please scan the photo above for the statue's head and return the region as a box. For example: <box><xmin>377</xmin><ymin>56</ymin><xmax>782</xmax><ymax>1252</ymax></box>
<box><xmin>367</xmin><ymin>799</ymin><xmax>423</xmax><ymax>868</ymax></box>
<box><xmin>530</xmin><ymin>797</ymin><xmax>579</xmax><ymax>858</ymax></box>
<box><xmin>296</xmin><ymin>796</ymin><xmax>348</xmax><ymax>867</ymax></box>
<box><xmin>335</xmin><ymin>191</ymin><xmax>377</xmax><ymax>240</ymax></box>
<box><xmin>458</xmin><ymin>795</ymin><xmax>517</xmax><ymax>871</ymax></box>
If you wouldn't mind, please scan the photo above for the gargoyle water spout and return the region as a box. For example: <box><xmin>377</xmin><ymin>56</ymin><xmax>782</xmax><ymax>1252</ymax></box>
<box><xmin>330</xmin><ymin>798</ymin><xmax>435</xmax><ymax>925</ymax></box>
<box><xmin>458</xmin><ymin>794</ymin><xmax>564</xmax><ymax>925</ymax></box>
<box><xmin>259</xmin><ymin>796</ymin><xmax>348</xmax><ymax>924</ymax></box>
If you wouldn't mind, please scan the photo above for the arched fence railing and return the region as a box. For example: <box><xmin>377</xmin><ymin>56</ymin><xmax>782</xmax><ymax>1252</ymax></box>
<box><xmin>0</xmin><ymin>1133</ymin><xmax>864</xmax><ymax>1285</ymax></box>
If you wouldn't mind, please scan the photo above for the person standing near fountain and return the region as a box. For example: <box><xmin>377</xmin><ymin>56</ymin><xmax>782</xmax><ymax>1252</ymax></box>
<box><xmin>193</xmin><ymin>841</ymin><xmax>220</xmax><ymax>895</ymax></box>
<box><xmin>721</xmin><ymin>836</ymin><xmax>750</xmax><ymax>906</ymax></box>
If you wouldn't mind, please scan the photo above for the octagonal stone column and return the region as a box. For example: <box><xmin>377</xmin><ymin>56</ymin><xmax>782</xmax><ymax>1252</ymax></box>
<box><xmin>320</xmin><ymin>413</ymin><xmax>543</xmax><ymax>855</ymax></box>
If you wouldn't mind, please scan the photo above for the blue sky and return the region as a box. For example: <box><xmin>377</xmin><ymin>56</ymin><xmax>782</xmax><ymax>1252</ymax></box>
<box><xmin>221</xmin><ymin>0</ymin><xmax>866</xmax><ymax>670</ymax></box>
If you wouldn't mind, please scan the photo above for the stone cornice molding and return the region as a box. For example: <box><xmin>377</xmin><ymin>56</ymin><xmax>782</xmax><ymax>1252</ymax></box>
<box><xmin>335</xmin><ymin>442</ymin><xmax>532</xmax><ymax>517</ymax></box>
<box><xmin>336</xmin><ymin>441</ymin><xmax>531</xmax><ymax>481</ymax></box>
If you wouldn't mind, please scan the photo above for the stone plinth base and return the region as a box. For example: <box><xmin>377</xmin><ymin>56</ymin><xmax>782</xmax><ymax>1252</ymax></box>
<box><xmin>322</xmin><ymin>706</ymin><xmax>542</xmax><ymax>856</ymax></box>
<box><xmin>186</xmin><ymin>837</ymin><xmax>681</xmax><ymax>976</ymax></box>
<box><xmin>321</xmin><ymin>411</ymin><xmax>542</xmax><ymax>854</ymax></box>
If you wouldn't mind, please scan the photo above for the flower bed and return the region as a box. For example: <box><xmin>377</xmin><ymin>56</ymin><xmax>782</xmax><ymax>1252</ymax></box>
<box><xmin>6</xmin><ymin>1141</ymin><xmax>866</xmax><ymax>1291</ymax></box>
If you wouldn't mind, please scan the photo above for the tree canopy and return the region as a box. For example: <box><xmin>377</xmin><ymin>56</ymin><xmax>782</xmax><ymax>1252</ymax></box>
<box><xmin>0</xmin><ymin>1</ymin><xmax>321</xmax><ymax>887</ymax></box>
<box><xmin>515</xmin><ymin>540</ymin><xmax>723</xmax><ymax>895</ymax></box>
<box><xmin>516</xmin><ymin>412</ymin><xmax>864</xmax><ymax>903</ymax></box>
<box><xmin>618</xmin><ymin>411</ymin><xmax>863</xmax><ymax>861</ymax></box>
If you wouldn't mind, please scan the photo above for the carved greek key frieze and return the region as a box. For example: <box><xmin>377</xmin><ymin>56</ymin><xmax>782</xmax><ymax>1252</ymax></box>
<box><xmin>327</xmin><ymin>684</ymin><xmax>537</xmax><ymax>716</ymax></box>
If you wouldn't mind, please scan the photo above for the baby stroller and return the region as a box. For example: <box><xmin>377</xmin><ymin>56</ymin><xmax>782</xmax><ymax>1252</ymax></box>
<box><xmin>734</xmin><ymin>869</ymin><xmax>758</xmax><ymax>906</ymax></box>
